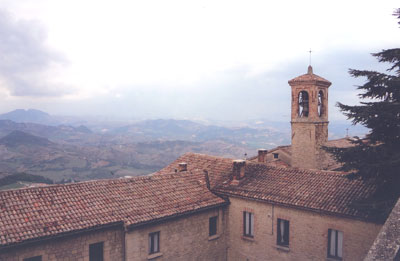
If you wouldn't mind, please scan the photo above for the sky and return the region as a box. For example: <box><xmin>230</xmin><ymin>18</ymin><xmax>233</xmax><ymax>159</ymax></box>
<box><xmin>0</xmin><ymin>0</ymin><xmax>399</xmax><ymax>123</ymax></box>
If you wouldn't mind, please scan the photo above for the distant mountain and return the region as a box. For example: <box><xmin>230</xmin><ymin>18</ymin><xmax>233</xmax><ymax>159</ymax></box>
<box><xmin>112</xmin><ymin>119</ymin><xmax>290</xmax><ymax>148</ymax></box>
<box><xmin>0</xmin><ymin>109</ymin><xmax>60</xmax><ymax>125</ymax></box>
<box><xmin>0</xmin><ymin>132</ymin><xmax>249</xmax><ymax>182</ymax></box>
<box><xmin>0</xmin><ymin>120</ymin><xmax>94</xmax><ymax>144</ymax></box>
<box><xmin>75</xmin><ymin>125</ymin><xmax>92</xmax><ymax>134</ymax></box>
<box><xmin>0</xmin><ymin>130</ymin><xmax>54</xmax><ymax>147</ymax></box>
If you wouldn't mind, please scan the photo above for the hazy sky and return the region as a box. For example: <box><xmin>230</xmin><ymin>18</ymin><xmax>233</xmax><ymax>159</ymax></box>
<box><xmin>0</xmin><ymin>0</ymin><xmax>399</xmax><ymax>122</ymax></box>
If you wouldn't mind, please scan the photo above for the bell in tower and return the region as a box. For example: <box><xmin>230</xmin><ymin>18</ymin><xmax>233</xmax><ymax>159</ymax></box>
<box><xmin>288</xmin><ymin>65</ymin><xmax>331</xmax><ymax>169</ymax></box>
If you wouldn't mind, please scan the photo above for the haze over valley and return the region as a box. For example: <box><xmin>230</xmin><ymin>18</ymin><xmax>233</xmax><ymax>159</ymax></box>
<box><xmin>0</xmin><ymin>108</ymin><xmax>368</xmax><ymax>189</ymax></box>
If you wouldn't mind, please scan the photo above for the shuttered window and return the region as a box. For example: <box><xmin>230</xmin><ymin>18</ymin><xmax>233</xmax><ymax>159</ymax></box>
<box><xmin>243</xmin><ymin>211</ymin><xmax>254</xmax><ymax>237</ymax></box>
<box><xmin>277</xmin><ymin>219</ymin><xmax>289</xmax><ymax>247</ymax></box>
<box><xmin>328</xmin><ymin>229</ymin><xmax>343</xmax><ymax>259</ymax></box>
<box><xmin>149</xmin><ymin>231</ymin><xmax>160</xmax><ymax>254</ymax></box>
<box><xmin>209</xmin><ymin>216</ymin><xmax>218</xmax><ymax>236</ymax></box>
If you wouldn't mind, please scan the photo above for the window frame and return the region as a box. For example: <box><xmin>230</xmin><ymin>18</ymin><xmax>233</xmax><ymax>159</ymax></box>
<box><xmin>327</xmin><ymin>229</ymin><xmax>343</xmax><ymax>259</ymax></box>
<box><xmin>89</xmin><ymin>241</ymin><xmax>104</xmax><ymax>261</ymax></box>
<box><xmin>149</xmin><ymin>231</ymin><xmax>160</xmax><ymax>255</ymax></box>
<box><xmin>243</xmin><ymin>211</ymin><xmax>254</xmax><ymax>238</ymax></box>
<box><xmin>277</xmin><ymin>218</ymin><xmax>290</xmax><ymax>247</ymax></box>
<box><xmin>209</xmin><ymin>216</ymin><xmax>218</xmax><ymax>237</ymax></box>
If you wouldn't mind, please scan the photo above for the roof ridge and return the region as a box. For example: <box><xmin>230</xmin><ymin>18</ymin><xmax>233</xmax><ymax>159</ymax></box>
<box><xmin>0</xmin><ymin>170</ymin><xmax>208</xmax><ymax>194</ymax></box>
<box><xmin>245</xmin><ymin>161</ymin><xmax>347</xmax><ymax>176</ymax></box>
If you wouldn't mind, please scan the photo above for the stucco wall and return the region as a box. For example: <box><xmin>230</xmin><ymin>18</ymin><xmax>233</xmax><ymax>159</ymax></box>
<box><xmin>226</xmin><ymin>197</ymin><xmax>381</xmax><ymax>261</ymax></box>
<box><xmin>125</xmin><ymin>207</ymin><xmax>227</xmax><ymax>261</ymax></box>
<box><xmin>0</xmin><ymin>226</ymin><xmax>124</xmax><ymax>261</ymax></box>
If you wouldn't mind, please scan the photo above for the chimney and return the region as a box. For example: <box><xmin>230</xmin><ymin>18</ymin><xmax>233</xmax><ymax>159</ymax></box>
<box><xmin>178</xmin><ymin>162</ymin><xmax>187</xmax><ymax>172</ymax></box>
<box><xmin>232</xmin><ymin>160</ymin><xmax>246</xmax><ymax>180</ymax></box>
<box><xmin>258</xmin><ymin>149</ymin><xmax>268</xmax><ymax>163</ymax></box>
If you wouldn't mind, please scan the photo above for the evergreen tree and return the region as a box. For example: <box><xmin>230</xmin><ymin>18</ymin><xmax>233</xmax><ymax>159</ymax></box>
<box><xmin>327</xmin><ymin>9</ymin><xmax>400</xmax><ymax>202</ymax></box>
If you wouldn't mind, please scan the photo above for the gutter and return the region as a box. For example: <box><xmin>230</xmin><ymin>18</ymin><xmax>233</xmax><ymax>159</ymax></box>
<box><xmin>213</xmin><ymin>190</ymin><xmax>384</xmax><ymax>224</ymax></box>
<box><xmin>0</xmin><ymin>221</ymin><xmax>124</xmax><ymax>251</ymax></box>
<box><xmin>126</xmin><ymin>201</ymin><xmax>229</xmax><ymax>231</ymax></box>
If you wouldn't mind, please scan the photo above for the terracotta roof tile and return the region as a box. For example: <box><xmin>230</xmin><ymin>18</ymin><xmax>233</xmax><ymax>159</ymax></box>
<box><xmin>160</xmin><ymin>153</ymin><xmax>385</xmax><ymax>222</ymax></box>
<box><xmin>288</xmin><ymin>67</ymin><xmax>331</xmax><ymax>86</ymax></box>
<box><xmin>214</xmin><ymin>162</ymin><xmax>381</xmax><ymax>222</ymax></box>
<box><xmin>155</xmin><ymin>152</ymin><xmax>233</xmax><ymax>189</ymax></box>
<box><xmin>0</xmin><ymin>170</ymin><xmax>226</xmax><ymax>248</ymax></box>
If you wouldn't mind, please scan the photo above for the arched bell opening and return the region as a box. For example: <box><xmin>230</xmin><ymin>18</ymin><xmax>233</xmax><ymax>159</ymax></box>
<box><xmin>298</xmin><ymin>91</ymin><xmax>309</xmax><ymax>117</ymax></box>
<box><xmin>318</xmin><ymin>90</ymin><xmax>324</xmax><ymax>117</ymax></box>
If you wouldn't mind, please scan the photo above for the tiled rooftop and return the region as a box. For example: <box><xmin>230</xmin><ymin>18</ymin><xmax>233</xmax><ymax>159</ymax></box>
<box><xmin>160</xmin><ymin>153</ymin><xmax>385</xmax><ymax>222</ymax></box>
<box><xmin>214</xmin><ymin>162</ymin><xmax>383</xmax><ymax>222</ymax></box>
<box><xmin>288</xmin><ymin>66</ymin><xmax>331</xmax><ymax>86</ymax></box>
<box><xmin>0</xmin><ymin>170</ymin><xmax>227</xmax><ymax>248</ymax></box>
<box><xmin>156</xmin><ymin>152</ymin><xmax>233</xmax><ymax>189</ymax></box>
<box><xmin>0</xmin><ymin>150</ymin><xmax>388</xmax><ymax>249</ymax></box>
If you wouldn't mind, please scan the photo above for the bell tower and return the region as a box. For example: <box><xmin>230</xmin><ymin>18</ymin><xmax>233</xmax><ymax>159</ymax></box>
<box><xmin>288</xmin><ymin>66</ymin><xmax>331</xmax><ymax>169</ymax></box>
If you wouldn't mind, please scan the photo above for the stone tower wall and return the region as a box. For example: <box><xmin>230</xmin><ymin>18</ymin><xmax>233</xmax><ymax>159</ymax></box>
<box><xmin>289</xmin><ymin>68</ymin><xmax>330</xmax><ymax>169</ymax></box>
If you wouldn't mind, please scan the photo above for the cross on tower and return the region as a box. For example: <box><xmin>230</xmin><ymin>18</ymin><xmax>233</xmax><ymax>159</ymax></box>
<box><xmin>309</xmin><ymin>49</ymin><xmax>312</xmax><ymax>66</ymax></box>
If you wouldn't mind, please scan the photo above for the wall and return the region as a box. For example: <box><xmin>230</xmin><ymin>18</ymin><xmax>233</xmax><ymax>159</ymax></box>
<box><xmin>290</xmin><ymin>83</ymin><xmax>329</xmax><ymax>170</ymax></box>
<box><xmin>125</xmin><ymin>207</ymin><xmax>227</xmax><ymax>261</ymax></box>
<box><xmin>0</xmin><ymin>226</ymin><xmax>124</xmax><ymax>261</ymax></box>
<box><xmin>226</xmin><ymin>197</ymin><xmax>381</xmax><ymax>261</ymax></box>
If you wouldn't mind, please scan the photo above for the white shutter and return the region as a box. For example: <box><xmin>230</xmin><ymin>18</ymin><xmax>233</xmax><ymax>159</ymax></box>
<box><xmin>280</xmin><ymin>220</ymin><xmax>285</xmax><ymax>243</ymax></box>
<box><xmin>330</xmin><ymin>230</ymin><xmax>336</xmax><ymax>256</ymax></box>
<box><xmin>245</xmin><ymin>212</ymin><xmax>249</xmax><ymax>235</ymax></box>
<box><xmin>337</xmin><ymin>231</ymin><xmax>343</xmax><ymax>258</ymax></box>
<box><xmin>250</xmin><ymin>213</ymin><xmax>254</xmax><ymax>236</ymax></box>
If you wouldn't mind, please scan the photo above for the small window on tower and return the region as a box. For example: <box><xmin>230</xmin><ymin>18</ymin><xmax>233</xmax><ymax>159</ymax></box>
<box><xmin>318</xmin><ymin>91</ymin><xmax>324</xmax><ymax>117</ymax></box>
<box><xmin>298</xmin><ymin>91</ymin><xmax>309</xmax><ymax>117</ymax></box>
<box><xmin>273</xmin><ymin>153</ymin><xmax>279</xmax><ymax>159</ymax></box>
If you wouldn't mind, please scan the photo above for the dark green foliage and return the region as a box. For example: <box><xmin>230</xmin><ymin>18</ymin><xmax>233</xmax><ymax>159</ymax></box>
<box><xmin>0</xmin><ymin>173</ymin><xmax>53</xmax><ymax>187</ymax></box>
<box><xmin>327</xmin><ymin>9</ymin><xmax>400</xmax><ymax>201</ymax></box>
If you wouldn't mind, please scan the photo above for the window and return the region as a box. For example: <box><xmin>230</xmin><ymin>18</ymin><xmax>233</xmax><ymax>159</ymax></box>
<box><xmin>209</xmin><ymin>216</ymin><xmax>218</xmax><ymax>236</ymax></box>
<box><xmin>243</xmin><ymin>211</ymin><xmax>254</xmax><ymax>237</ymax></box>
<box><xmin>273</xmin><ymin>153</ymin><xmax>279</xmax><ymax>159</ymax></box>
<box><xmin>23</xmin><ymin>257</ymin><xmax>42</xmax><ymax>261</ymax></box>
<box><xmin>277</xmin><ymin>219</ymin><xmax>289</xmax><ymax>247</ymax></box>
<box><xmin>298</xmin><ymin>91</ymin><xmax>309</xmax><ymax>117</ymax></box>
<box><xmin>149</xmin><ymin>231</ymin><xmax>160</xmax><ymax>254</ymax></box>
<box><xmin>328</xmin><ymin>229</ymin><xmax>343</xmax><ymax>259</ymax></box>
<box><xmin>89</xmin><ymin>242</ymin><xmax>104</xmax><ymax>261</ymax></box>
<box><xmin>318</xmin><ymin>90</ymin><xmax>324</xmax><ymax>117</ymax></box>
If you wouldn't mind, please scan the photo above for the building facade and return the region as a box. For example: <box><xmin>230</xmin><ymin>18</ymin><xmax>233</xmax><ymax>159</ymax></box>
<box><xmin>226</xmin><ymin>197</ymin><xmax>380</xmax><ymax>261</ymax></box>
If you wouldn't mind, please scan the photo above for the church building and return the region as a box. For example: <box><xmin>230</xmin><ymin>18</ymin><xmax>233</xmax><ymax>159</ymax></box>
<box><xmin>0</xmin><ymin>67</ymin><xmax>396</xmax><ymax>261</ymax></box>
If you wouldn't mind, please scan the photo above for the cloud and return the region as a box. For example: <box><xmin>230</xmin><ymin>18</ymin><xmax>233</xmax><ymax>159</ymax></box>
<box><xmin>0</xmin><ymin>9</ymin><xmax>71</xmax><ymax>97</ymax></box>
<box><xmin>84</xmin><ymin>48</ymin><xmax>382</xmax><ymax>122</ymax></box>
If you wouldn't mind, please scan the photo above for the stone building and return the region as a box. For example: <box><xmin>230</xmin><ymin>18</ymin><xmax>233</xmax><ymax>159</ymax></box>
<box><xmin>0</xmin><ymin>170</ymin><xmax>228</xmax><ymax>261</ymax></box>
<box><xmin>0</xmin><ymin>66</ymin><xmax>397</xmax><ymax>260</ymax></box>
